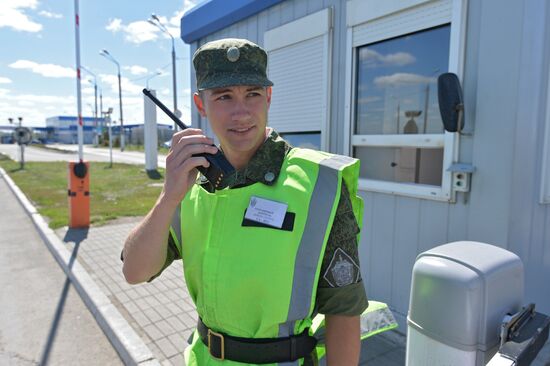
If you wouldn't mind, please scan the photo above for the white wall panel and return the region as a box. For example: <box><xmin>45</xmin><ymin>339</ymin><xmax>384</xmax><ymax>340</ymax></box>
<box><xmin>267</xmin><ymin>36</ymin><xmax>327</xmax><ymax>133</ymax></box>
<box><xmin>391</xmin><ymin>197</ymin><xmax>421</xmax><ymax>331</ymax></box>
<box><xmin>368</xmin><ymin>194</ymin><xmax>395</xmax><ymax>304</ymax></box>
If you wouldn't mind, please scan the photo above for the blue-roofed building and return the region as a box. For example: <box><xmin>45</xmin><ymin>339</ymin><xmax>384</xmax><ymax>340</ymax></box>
<box><xmin>180</xmin><ymin>0</ymin><xmax>550</xmax><ymax>334</ymax></box>
<box><xmin>46</xmin><ymin>116</ymin><xmax>104</xmax><ymax>144</ymax></box>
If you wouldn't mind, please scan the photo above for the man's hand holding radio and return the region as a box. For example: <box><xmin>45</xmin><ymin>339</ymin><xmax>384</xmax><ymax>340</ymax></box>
<box><xmin>163</xmin><ymin>128</ymin><xmax>218</xmax><ymax>205</ymax></box>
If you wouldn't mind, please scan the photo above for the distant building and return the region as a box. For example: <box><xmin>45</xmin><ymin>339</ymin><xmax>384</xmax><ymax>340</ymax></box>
<box><xmin>46</xmin><ymin>116</ymin><xmax>103</xmax><ymax>144</ymax></box>
<box><xmin>0</xmin><ymin>124</ymin><xmax>48</xmax><ymax>144</ymax></box>
<box><xmin>0</xmin><ymin>125</ymin><xmax>15</xmax><ymax>144</ymax></box>
<box><xmin>45</xmin><ymin>116</ymin><xmax>175</xmax><ymax>145</ymax></box>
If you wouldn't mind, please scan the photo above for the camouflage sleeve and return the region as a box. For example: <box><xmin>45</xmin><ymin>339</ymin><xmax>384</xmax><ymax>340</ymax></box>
<box><xmin>147</xmin><ymin>235</ymin><xmax>181</xmax><ymax>282</ymax></box>
<box><xmin>314</xmin><ymin>182</ymin><xmax>369</xmax><ymax>316</ymax></box>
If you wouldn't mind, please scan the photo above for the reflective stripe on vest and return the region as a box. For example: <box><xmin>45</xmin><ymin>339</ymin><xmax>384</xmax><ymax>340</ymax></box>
<box><xmin>170</xmin><ymin>202</ymin><xmax>182</xmax><ymax>251</ymax></box>
<box><xmin>278</xmin><ymin>154</ymin><xmax>360</xmax><ymax>340</ymax></box>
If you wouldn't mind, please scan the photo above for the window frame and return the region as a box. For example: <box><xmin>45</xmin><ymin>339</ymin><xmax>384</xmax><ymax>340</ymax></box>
<box><xmin>344</xmin><ymin>0</ymin><xmax>468</xmax><ymax>201</ymax></box>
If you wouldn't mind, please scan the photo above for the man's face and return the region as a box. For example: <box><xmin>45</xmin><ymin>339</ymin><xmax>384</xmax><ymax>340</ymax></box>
<box><xmin>194</xmin><ymin>85</ymin><xmax>272</xmax><ymax>164</ymax></box>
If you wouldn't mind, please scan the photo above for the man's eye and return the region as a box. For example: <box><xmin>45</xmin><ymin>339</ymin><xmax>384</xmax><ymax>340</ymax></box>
<box><xmin>247</xmin><ymin>92</ymin><xmax>260</xmax><ymax>97</ymax></box>
<box><xmin>217</xmin><ymin>95</ymin><xmax>230</xmax><ymax>100</ymax></box>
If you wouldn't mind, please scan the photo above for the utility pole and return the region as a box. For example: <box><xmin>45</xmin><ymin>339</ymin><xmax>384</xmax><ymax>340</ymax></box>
<box><xmin>148</xmin><ymin>14</ymin><xmax>180</xmax><ymax>130</ymax></box>
<box><xmin>100</xmin><ymin>49</ymin><xmax>125</xmax><ymax>151</ymax></box>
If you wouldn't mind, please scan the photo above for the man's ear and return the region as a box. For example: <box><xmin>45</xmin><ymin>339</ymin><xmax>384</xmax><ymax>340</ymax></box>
<box><xmin>193</xmin><ymin>92</ymin><xmax>207</xmax><ymax>117</ymax></box>
<box><xmin>266</xmin><ymin>86</ymin><xmax>272</xmax><ymax>108</ymax></box>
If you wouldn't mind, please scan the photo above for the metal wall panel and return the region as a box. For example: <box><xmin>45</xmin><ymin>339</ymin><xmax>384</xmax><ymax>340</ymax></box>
<box><xmin>358</xmin><ymin>190</ymin><xmax>374</xmax><ymax>292</ymax></box>
<box><xmin>465</xmin><ymin>0</ymin><xmax>523</xmax><ymax>249</ymax></box>
<box><xmin>507</xmin><ymin>0</ymin><xmax>550</xmax><ymax>315</ymax></box>
<box><xmin>368</xmin><ymin>194</ymin><xmax>396</xmax><ymax>305</ymax></box>
<box><xmin>391</xmin><ymin>197</ymin><xmax>421</xmax><ymax>331</ymax></box>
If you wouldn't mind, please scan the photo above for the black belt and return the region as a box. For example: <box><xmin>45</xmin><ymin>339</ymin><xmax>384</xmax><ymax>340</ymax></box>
<box><xmin>197</xmin><ymin>318</ymin><xmax>317</xmax><ymax>364</ymax></box>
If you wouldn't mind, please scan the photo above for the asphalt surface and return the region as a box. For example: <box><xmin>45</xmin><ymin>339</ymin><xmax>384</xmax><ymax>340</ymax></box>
<box><xmin>0</xmin><ymin>144</ymin><xmax>166</xmax><ymax>167</ymax></box>
<box><xmin>0</xmin><ymin>174</ymin><xmax>123</xmax><ymax>366</ymax></box>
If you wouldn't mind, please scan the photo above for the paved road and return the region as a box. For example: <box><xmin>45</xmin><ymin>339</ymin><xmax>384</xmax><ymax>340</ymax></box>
<box><xmin>0</xmin><ymin>144</ymin><xmax>77</xmax><ymax>162</ymax></box>
<box><xmin>0</xmin><ymin>144</ymin><xmax>166</xmax><ymax>167</ymax></box>
<box><xmin>0</xmin><ymin>175</ymin><xmax>123</xmax><ymax>366</ymax></box>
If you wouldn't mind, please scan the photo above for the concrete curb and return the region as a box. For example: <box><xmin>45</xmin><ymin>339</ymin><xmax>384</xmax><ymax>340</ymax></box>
<box><xmin>0</xmin><ymin>167</ymin><xmax>160</xmax><ymax>366</ymax></box>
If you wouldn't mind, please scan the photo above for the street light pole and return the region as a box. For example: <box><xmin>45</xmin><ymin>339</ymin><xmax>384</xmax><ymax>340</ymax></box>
<box><xmin>99</xmin><ymin>88</ymin><xmax>103</xmax><ymax>140</ymax></box>
<box><xmin>149</xmin><ymin>14</ymin><xmax>179</xmax><ymax>130</ymax></box>
<box><xmin>117</xmin><ymin>69</ymin><xmax>124</xmax><ymax>150</ymax></box>
<box><xmin>81</xmin><ymin>66</ymin><xmax>99</xmax><ymax>145</ymax></box>
<box><xmin>100</xmin><ymin>49</ymin><xmax>125</xmax><ymax>151</ymax></box>
<box><xmin>171</xmin><ymin>36</ymin><xmax>178</xmax><ymax>123</ymax></box>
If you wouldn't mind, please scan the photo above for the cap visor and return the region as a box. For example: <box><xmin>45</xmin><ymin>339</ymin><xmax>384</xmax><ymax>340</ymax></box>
<box><xmin>198</xmin><ymin>73</ymin><xmax>273</xmax><ymax>90</ymax></box>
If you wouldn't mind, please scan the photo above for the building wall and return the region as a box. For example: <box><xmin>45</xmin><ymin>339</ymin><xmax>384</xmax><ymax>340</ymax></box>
<box><xmin>186</xmin><ymin>0</ymin><xmax>550</xmax><ymax>331</ymax></box>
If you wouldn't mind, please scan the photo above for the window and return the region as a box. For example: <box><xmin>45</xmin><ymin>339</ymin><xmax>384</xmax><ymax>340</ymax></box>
<box><xmin>264</xmin><ymin>8</ymin><xmax>332</xmax><ymax>151</ymax></box>
<box><xmin>345</xmin><ymin>0</ymin><xmax>467</xmax><ymax>201</ymax></box>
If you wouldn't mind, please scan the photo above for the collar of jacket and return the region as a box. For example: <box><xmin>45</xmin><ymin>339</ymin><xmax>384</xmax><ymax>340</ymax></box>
<box><xmin>202</xmin><ymin>129</ymin><xmax>292</xmax><ymax>191</ymax></box>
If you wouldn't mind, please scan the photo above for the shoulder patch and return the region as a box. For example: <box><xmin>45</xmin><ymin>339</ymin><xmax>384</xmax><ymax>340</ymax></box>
<box><xmin>323</xmin><ymin>247</ymin><xmax>360</xmax><ymax>287</ymax></box>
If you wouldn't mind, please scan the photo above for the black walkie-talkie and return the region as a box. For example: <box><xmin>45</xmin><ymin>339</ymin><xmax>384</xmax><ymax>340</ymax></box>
<box><xmin>143</xmin><ymin>88</ymin><xmax>234</xmax><ymax>189</ymax></box>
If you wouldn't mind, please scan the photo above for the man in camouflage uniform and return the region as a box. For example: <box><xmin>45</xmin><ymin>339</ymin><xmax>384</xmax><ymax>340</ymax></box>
<box><xmin>122</xmin><ymin>38</ymin><xmax>368</xmax><ymax>365</ymax></box>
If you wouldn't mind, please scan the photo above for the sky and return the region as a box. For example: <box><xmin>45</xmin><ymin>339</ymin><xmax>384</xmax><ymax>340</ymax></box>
<box><xmin>0</xmin><ymin>0</ymin><xmax>203</xmax><ymax>127</ymax></box>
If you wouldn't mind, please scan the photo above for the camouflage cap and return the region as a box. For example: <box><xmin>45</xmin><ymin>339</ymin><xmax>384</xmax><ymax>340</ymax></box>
<box><xmin>193</xmin><ymin>38</ymin><xmax>273</xmax><ymax>90</ymax></box>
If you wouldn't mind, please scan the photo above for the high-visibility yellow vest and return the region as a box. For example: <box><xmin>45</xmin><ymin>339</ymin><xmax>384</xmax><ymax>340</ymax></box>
<box><xmin>170</xmin><ymin>148</ymin><xmax>363</xmax><ymax>365</ymax></box>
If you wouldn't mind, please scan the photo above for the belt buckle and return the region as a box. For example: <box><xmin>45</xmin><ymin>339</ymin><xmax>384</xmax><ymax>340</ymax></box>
<box><xmin>207</xmin><ymin>329</ymin><xmax>225</xmax><ymax>361</ymax></box>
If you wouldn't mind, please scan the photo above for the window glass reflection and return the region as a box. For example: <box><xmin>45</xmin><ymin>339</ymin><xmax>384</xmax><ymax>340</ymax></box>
<box><xmin>280</xmin><ymin>132</ymin><xmax>321</xmax><ymax>150</ymax></box>
<box><xmin>354</xmin><ymin>146</ymin><xmax>444</xmax><ymax>186</ymax></box>
<box><xmin>355</xmin><ymin>25</ymin><xmax>451</xmax><ymax>135</ymax></box>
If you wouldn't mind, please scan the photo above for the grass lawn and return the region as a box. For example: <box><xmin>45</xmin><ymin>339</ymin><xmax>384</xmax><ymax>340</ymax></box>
<box><xmin>0</xmin><ymin>153</ymin><xmax>164</xmax><ymax>229</ymax></box>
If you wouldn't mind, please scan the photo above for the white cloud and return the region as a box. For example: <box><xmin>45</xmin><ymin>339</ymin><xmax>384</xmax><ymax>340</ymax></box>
<box><xmin>18</xmin><ymin>100</ymin><xmax>35</xmax><ymax>107</ymax></box>
<box><xmin>374</xmin><ymin>73</ymin><xmax>435</xmax><ymax>87</ymax></box>
<box><xmin>358</xmin><ymin>96</ymin><xmax>382</xmax><ymax>104</ymax></box>
<box><xmin>182</xmin><ymin>0</ymin><xmax>202</xmax><ymax>14</ymax></box>
<box><xmin>0</xmin><ymin>0</ymin><xmax>42</xmax><ymax>32</ymax></box>
<box><xmin>361</xmin><ymin>49</ymin><xmax>416</xmax><ymax>68</ymax></box>
<box><xmin>0</xmin><ymin>92</ymin><xmax>77</xmax><ymax>126</ymax></box>
<box><xmin>99</xmin><ymin>73</ymin><xmax>143</xmax><ymax>95</ymax></box>
<box><xmin>107</xmin><ymin>2</ymin><xmax>201</xmax><ymax>45</ymax></box>
<box><xmin>82</xmin><ymin>87</ymin><xmax>95</xmax><ymax>95</ymax></box>
<box><xmin>38</xmin><ymin>10</ymin><xmax>62</xmax><ymax>19</ymax></box>
<box><xmin>9</xmin><ymin>60</ymin><xmax>74</xmax><ymax>78</ymax></box>
<box><xmin>106</xmin><ymin>18</ymin><xmax>158</xmax><ymax>44</ymax></box>
<box><xmin>125</xmin><ymin>21</ymin><xmax>158</xmax><ymax>43</ymax></box>
<box><xmin>124</xmin><ymin>65</ymin><xmax>148</xmax><ymax>75</ymax></box>
<box><xmin>106</xmin><ymin>18</ymin><xmax>122</xmax><ymax>32</ymax></box>
<box><xmin>0</xmin><ymin>77</ymin><xmax>12</xmax><ymax>84</ymax></box>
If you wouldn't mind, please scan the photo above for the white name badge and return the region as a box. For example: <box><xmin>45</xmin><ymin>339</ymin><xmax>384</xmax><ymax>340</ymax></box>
<box><xmin>245</xmin><ymin>196</ymin><xmax>288</xmax><ymax>228</ymax></box>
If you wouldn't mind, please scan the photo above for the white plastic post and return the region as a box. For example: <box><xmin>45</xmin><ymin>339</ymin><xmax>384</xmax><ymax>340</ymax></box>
<box><xmin>144</xmin><ymin>90</ymin><xmax>158</xmax><ymax>172</ymax></box>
